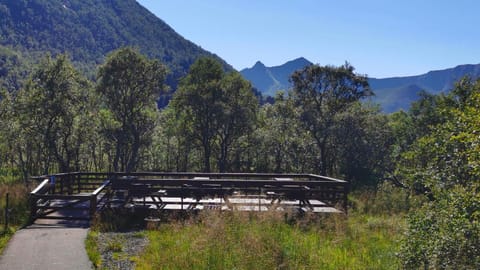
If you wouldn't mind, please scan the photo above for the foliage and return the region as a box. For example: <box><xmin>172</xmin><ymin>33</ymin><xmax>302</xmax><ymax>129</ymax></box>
<box><xmin>400</xmin><ymin>186</ymin><xmax>480</xmax><ymax>269</ymax></box>
<box><xmin>14</xmin><ymin>54</ymin><xmax>92</xmax><ymax>174</ymax></box>
<box><xmin>290</xmin><ymin>63</ymin><xmax>372</xmax><ymax>177</ymax></box>
<box><xmin>170</xmin><ymin>57</ymin><xmax>258</xmax><ymax>172</ymax></box>
<box><xmin>96</xmin><ymin>47</ymin><xmax>167</xmax><ymax>172</ymax></box>
<box><xmin>0</xmin><ymin>0</ymin><xmax>231</xmax><ymax>91</ymax></box>
<box><xmin>287</xmin><ymin>63</ymin><xmax>390</xmax><ymax>187</ymax></box>
<box><xmin>0</xmin><ymin>45</ymin><xmax>30</xmax><ymax>92</ymax></box>
<box><xmin>332</xmin><ymin>102</ymin><xmax>393</xmax><ymax>187</ymax></box>
<box><xmin>396</xmin><ymin>77</ymin><xmax>480</xmax><ymax>269</ymax></box>
<box><xmin>252</xmin><ymin>92</ymin><xmax>312</xmax><ymax>173</ymax></box>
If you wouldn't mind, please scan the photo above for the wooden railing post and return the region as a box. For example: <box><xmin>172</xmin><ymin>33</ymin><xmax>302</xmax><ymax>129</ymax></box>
<box><xmin>343</xmin><ymin>182</ymin><xmax>349</xmax><ymax>215</ymax></box>
<box><xmin>68</xmin><ymin>175</ymin><xmax>73</xmax><ymax>195</ymax></box>
<box><xmin>77</xmin><ymin>173</ymin><xmax>81</xmax><ymax>194</ymax></box>
<box><xmin>50</xmin><ymin>175</ymin><xmax>56</xmax><ymax>194</ymax></box>
<box><xmin>60</xmin><ymin>175</ymin><xmax>64</xmax><ymax>194</ymax></box>
<box><xmin>90</xmin><ymin>195</ymin><xmax>97</xmax><ymax>219</ymax></box>
<box><xmin>4</xmin><ymin>193</ymin><xmax>9</xmax><ymax>232</ymax></box>
<box><xmin>29</xmin><ymin>194</ymin><xmax>37</xmax><ymax>224</ymax></box>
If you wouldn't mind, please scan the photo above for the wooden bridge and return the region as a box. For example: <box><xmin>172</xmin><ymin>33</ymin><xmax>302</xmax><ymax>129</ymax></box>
<box><xmin>29</xmin><ymin>172</ymin><xmax>349</xmax><ymax>222</ymax></box>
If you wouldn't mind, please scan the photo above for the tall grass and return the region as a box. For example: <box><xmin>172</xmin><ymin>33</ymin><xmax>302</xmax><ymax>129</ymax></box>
<box><xmin>87</xmin><ymin>185</ymin><xmax>409</xmax><ymax>269</ymax></box>
<box><xmin>0</xmin><ymin>179</ymin><xmax>31</xmax><ymax>254</ymax></box>
<box><xmin>135</xmin><ymin>211</ymin><xmax>404</xmax><ymax>270</ymax></box>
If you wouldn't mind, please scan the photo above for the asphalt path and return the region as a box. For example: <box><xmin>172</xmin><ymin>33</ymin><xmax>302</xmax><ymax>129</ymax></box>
<box><xmin>0</xmin><ymin>220</ymin><xmax>92</xmax><ymax>270</ymax></box>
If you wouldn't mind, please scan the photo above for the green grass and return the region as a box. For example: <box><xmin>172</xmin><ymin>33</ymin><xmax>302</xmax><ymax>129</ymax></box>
<box><xmin>87</xmin><ymin>186</ymin><xmax>409</xmax><ymax>269</ymax></box>
<box><xmin>85</xmin><ymin>230</ymin><xmax>102</xmax><ymax>269</ymax></box>
<box><xmin>135</xmin><ymin>211</ymin><xmax>404</xmax><ymax>270</ymax></box>
<box><xmin>0</xmin><ymin>227</ymin><xmax>15</xmax><ymax>254</ymax></box>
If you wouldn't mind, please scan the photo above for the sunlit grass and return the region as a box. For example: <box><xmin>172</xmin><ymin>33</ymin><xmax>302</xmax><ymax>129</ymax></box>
<box><xmin>85</xmin><ymin>230</ymin><xmax>102</xmax><ymax>269</ymax></box>
<box><xmin>135</xmin><ymin>211</ymin><xmax>404</xmax><ymax>270</ymax></box>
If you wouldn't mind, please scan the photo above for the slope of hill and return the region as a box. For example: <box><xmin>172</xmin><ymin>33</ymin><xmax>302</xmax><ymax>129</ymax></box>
<box><xmin>0</xmin><ymin>0</ymin><xmax>231</xmax><ymax>95</ymax></box>
<box><xmin>240</xmin><ymin>57</ymin><xmax>312</xmax><ymax>96</ymax></box>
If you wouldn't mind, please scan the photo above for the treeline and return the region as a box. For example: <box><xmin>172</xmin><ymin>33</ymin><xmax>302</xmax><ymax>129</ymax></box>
<box><xmin>0</xmin><ymin>48</ymin><xmax>388</xmax><ymax>190</ymax></box>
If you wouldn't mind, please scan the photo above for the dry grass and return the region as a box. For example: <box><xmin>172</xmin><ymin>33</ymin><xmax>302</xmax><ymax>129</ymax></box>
<box><xmin>0</xmin><ymin>181</ymin><xmax>31</xmax><ymax>254</ymax></box>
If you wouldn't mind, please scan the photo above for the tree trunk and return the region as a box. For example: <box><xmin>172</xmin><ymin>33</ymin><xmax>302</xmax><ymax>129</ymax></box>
<box><xmin>203</xmin><ymin>143</ymin><xmax>211</xmax><ymax>173</ymax></box>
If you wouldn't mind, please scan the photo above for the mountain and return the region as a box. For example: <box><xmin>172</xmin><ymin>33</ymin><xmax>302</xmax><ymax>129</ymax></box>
<box><xmin>241</xmin><ymin>57</ymin><xmax>480</xmax><ymax>113</ymax></box>
<box><xmin>240</xmin><ymin>57</ymin><xmax>312</xmax><ymax>96</ymax></box>
<box><xmin>0</xmin><ymin>0</ymin><xmax>232</xmax><ymax>98</ymax></box>
<box><xmin>369</xmin><ymin>64</ymin><xmax>480</xmax><ymax>112</ymax></box>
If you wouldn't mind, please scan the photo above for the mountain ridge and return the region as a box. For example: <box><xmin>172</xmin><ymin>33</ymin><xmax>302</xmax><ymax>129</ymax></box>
<box><xmin>241</xmin><ymin>58</ymin><xmax>480</xmax><ymax>112</ymax></box>
<box><xmin>240</xmin><ymin>57</ymin><xmax>312</xmax><ymax>96</ymax></box>
<box><xmin>370</xmin><ymin>63</ymin><xmax>480</xmax><ymax>111</ymax></box>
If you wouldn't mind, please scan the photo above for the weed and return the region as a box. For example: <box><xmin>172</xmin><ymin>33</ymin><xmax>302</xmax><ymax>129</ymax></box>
<box><xmin>105</xmin><ymin>237</ymin><xmax>124</xmax><ymax>252</ymax></box>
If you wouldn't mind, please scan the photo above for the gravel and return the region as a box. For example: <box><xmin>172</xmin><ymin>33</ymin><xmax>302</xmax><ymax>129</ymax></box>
<box><xmin>97</xmin><ymin>231</ymin><xmax>149</xmax><ymax>270</ymax></box>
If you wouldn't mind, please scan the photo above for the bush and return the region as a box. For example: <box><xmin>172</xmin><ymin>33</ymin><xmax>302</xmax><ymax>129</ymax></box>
<box><xmin>399</xmin><ymin>185</ymin><xmax>480</xmax><ymax>269</ymax></box>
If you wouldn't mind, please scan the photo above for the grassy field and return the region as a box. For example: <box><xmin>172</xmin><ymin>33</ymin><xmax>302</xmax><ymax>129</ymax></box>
<box><xmin>131</xmin><ymin>211</ymin><xmax>404</xmax><ymax>270</ymax></box>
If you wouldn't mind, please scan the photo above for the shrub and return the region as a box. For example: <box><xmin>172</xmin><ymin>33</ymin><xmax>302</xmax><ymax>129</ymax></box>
<box><xmin>399</xmin><ymin>185</ymin><xmax>480</xmax><ymax>269</ymax></box>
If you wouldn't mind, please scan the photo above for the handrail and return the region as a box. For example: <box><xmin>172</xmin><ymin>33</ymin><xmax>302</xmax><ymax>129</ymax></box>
<box><xmin>112</xmin><ymin>179</ymin><xmax>346</xmax><ymax>189</ymax></box>
<box><xmin>30</xmin><ymin>179</ymin><xmax>50</xmax><ymax>194</ymax></box>
<box><xmin>35</xmin><ymin>172</ymin><xmax>343</xmax><ymax>180</ymax></box>
<box><xmin>92</xmin><ymin>180</ymin><xmax>111</xmax><ymax>196</ymax></box>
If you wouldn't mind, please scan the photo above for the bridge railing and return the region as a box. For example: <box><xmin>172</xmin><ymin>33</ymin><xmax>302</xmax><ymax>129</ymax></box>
<box><xmin>30</xmin><ymin>172</ymin><xmax>349</xmax><ymax>218</ymax></box>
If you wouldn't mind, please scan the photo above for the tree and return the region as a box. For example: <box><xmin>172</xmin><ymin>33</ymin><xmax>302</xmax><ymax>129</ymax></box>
<box><xmin>216</xmin><ymin>72</ymin><xmax>258</xmax><ymax>172</ymax></box>
<box><xmin>253</xmin><ymin>92</ymin><xmax>312</xmax><ymax>173</ymax></box>
<box><xmin>170</xmin><ymin>57</ymin><xmax>223</xmax><ymax>172</ymax></box>
<box><xmin>171</xmin><ymin>57</ymin><xmax>258</xmax><ymax>172</ymax></box>
<box><xmin>332</xmin><ymin>102</ymin><xmax>393</xmax><ymax>187</ymax></box>
<box><xmin>290</xmin><ymin>63</ymin><xmax>372</xmax><ymax>176</ymax></box>
<box><xmin>96</xmin><ymin>47</ymin><xmax>167</xmax><ymax>172</ymax></box>
<box><xmin>15</xmin><ymin>54</ymin><xmax>92</xmax><ymax>173</ymax></box>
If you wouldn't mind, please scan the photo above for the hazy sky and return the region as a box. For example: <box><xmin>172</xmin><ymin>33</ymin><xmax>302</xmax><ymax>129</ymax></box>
<box><xmin>136</xmin><ymin>0</ymin><xmax>480</xmax><ymax>78</ymax></box>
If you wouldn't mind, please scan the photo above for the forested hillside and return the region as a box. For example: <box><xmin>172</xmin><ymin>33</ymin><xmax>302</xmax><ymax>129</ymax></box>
<box><xmin>0</xmin><ymin>0</ymin><xmax>231</xmax><ymax>103</ymax></box>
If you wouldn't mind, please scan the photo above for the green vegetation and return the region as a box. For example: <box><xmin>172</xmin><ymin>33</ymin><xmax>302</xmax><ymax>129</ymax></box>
<box><xmin>133</xmin><ymin>211</ymin><xmax>402</xmax><ymax>270</ymax></box>
<box><xmin>85</xmin><ymin>231</ymin><xmax>102</xmax><ymax>269</ymax></box>
<box><xmin>170</xmin><ymin>58</ymin><xmax>258</xmax><ymax>172</ymax></box>
<box><xmin>393</xmin><ymin>78</ymin><xmax>480</xmax><ymax>269</ymax></box>
<box><xmin>97</xmin><ymin>47</ymin><xmax>167</xmax><ymax>172</ymax></box>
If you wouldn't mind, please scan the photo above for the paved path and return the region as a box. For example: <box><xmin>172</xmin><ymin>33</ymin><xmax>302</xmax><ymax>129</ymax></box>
<box><xmin>0</xmin><ymin>220</ymin><xmax>92</xmax><ymax>270</ymax></box>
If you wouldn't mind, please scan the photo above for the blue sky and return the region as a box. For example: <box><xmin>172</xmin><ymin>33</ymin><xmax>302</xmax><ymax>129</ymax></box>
<box><xmin>137</xmin><ymin>0</ymin><xmax>480</xmax><ymax>78</ymax></box>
